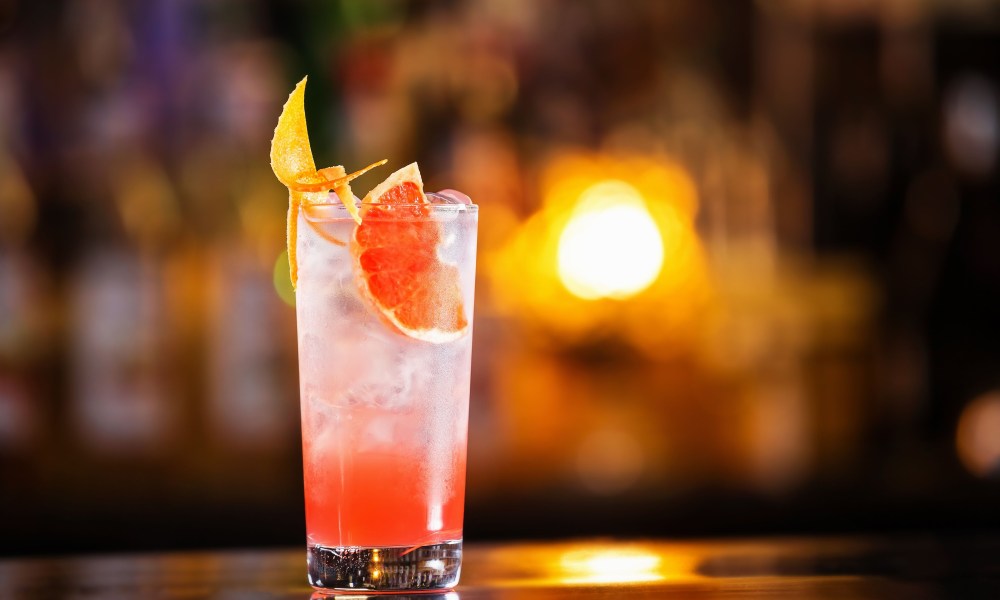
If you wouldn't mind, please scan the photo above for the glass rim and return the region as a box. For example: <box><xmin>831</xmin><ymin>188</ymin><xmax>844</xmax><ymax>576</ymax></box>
<box><xmin>302</xmin><ymin>201</ymin><xmax>479</xmax><ymax>214</ymax></box>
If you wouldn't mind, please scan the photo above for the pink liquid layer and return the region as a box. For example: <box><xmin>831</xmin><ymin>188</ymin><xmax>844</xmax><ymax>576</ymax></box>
<box><xmin>303</xmin><ymin>438</ymin><xmax>466</xmax><ymax>548</ymax></box>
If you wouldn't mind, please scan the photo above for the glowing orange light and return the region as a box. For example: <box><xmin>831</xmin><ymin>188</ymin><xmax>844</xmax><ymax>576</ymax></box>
<box><xmin>557</xmin><ymin>181</ymin><xmax>664</xmax><ymax>300</ymax></box>
<box><xmin>488</xmin><ymin>152</ymin><xmax>712</xmax><ymax>353</ymax></box>
<box><xmin>559</xmin><ymin>548</ymin><xmax>663</xmax><ymax>584</ymax></box>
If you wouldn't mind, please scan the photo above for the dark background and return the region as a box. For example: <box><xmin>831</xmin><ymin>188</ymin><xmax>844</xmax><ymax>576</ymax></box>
<box><xmin>1</xmin><ymin>0</ymin><xmax>1000</xmax><ymax>555</ymax></box>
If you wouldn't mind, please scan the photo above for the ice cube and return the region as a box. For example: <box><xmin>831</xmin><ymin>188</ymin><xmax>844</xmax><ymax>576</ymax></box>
<box><xmin>332</xmin><ymin>287</ymin><xmax>366</xmax><ymax>318</ymax></box>
<box><xmin>427</xmin><ymin>190</ymin><xmax>471</xmax><ymax>207</ymax></box>
<box><xmin>337</xmin><ymin>340</ymin><xmax>419</xmax><ymax>410</ymax></box>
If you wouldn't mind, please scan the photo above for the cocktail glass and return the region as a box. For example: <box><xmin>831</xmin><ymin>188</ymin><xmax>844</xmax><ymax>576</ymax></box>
<box><xmin>295</xmin><ymin>194</ymin><xmax>477</xmax><ymax>591</ymax></box>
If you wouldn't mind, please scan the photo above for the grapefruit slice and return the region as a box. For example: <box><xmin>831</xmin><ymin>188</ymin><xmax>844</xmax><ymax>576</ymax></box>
<box><xmin>353</xmin><ymin>163</ymin><xmax>469</xmax><ymax>343</ymax></box>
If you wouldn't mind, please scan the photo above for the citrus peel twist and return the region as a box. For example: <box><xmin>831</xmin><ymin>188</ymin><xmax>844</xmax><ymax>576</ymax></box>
<box><xmin>270</xmin><ymin>76</ymin><xmax>385</xmax><ymax>287</ymax></box>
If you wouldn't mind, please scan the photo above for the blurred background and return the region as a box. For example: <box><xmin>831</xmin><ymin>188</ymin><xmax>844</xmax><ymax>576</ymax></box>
<box><xmin>2</xmin><ymin>0</ymin><xmax>1000</xmax><ymax>556</ymax></box>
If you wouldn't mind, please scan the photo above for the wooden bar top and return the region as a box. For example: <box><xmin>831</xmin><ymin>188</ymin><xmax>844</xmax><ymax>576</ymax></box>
<box><xmin>3</xmin><ymin>536</ymin><xmax>1000</xmax><ymax>598</ymax></box>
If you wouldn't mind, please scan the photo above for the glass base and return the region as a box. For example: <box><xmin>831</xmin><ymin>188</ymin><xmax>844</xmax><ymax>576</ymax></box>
<box><xmin>307</xmin><ymin>541</ymin><xmax>462</xmax><ymax>591</ymax></box>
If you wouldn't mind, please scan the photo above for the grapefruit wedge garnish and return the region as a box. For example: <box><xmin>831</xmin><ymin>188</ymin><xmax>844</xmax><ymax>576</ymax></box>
<box><xmin>269</xmin><ymin>76</ymin><xmax>385</xmax><ymax>286</ymax></box>
<box><xmin>270</xmin><ymin>78</ymin><xmax>467</xmax><ymax>343</ymax></box>
<box><xmin>353</xmin><ymin>163</ymin><xmax>470</xmax><ymax>343</ymax></box>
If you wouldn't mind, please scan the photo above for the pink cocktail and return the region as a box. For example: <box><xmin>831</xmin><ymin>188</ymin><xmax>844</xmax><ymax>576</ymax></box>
<box><xmin>295</xmin><ymin>192</ymin><xmax>477</xmax><ymax>591</ymax></box>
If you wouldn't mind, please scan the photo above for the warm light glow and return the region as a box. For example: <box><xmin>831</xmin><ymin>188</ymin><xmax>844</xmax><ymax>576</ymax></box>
<box><xmin>956</xmin><ymin>391</ymin><xmax>1000</xmax><ymax>478</ymax></box>
<box><xmin>557</xmin><ymin>181</ymin><xmax>664</xmax><ymax>300</ymax></box>
<box><xmin>488</xmin><ymin>153</ymin><xmax>711</xmax><ymax>353</ymax></box>
<box><xmin>559</xmin><ymin>548</ymin><xmax>663</xmax><ymax>584</ymax></box>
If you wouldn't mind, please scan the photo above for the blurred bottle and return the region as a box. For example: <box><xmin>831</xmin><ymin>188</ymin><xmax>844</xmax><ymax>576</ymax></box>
<box><xmin>0</xmin><ymin>151</ymin><xmax>43</xmax><ymax>459</ymax></box>
<box><xmin>176</xmin><ymin>37</ymin><xmax>299</xmax><ymax>502</ymax></box>
<box><xmin>205</xmin><ymin>242</ymin><xmax>296</xmax><ymax>454</ymax></box>
<box><xmin>68</xmin><ymin>149</ymin><xmax>180</xmax><ymax>458</ymax></box>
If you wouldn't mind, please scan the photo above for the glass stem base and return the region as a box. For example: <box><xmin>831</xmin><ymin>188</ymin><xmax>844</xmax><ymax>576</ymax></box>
<box><xmin>307</xmin><ymin>541</ymin><xmax>462</xmax><ymax>591</ymax></box>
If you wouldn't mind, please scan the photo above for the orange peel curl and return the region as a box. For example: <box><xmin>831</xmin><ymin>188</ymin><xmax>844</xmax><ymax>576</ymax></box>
<box><xmin>270</xmin><ymin>76</ymin><xmax>385</xmax><ymax>287</ymax></box>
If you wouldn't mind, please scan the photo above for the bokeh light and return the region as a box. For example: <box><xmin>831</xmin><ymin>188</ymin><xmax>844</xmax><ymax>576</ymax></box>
<box><xmin>273</xmin><ymin>250</ymin><xmax>295</xmax><ymax>307</ymax></box>
<box><xmin>489</xmin><ymin>152</ymin><xmax>712</xmax><ymax>353</ymax></box>
<box><xmin>956</xmin><ymin>391</ymin><xmax>1000</xmax><ymax>478</ymax></box>
<box><xmin>557</xmin><ymin>181</ymin><xmax>664</xmax><ymax>301</ymax></box>
<box><xmin>943</xmin><ymin>74</ymin><xmax>999</xmax><ymax>176</ymax></box>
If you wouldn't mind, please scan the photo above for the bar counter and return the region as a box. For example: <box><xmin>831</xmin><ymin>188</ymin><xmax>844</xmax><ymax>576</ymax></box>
<box><xmin>4</xmin><ymin>536</ymin><xmax>1000</xmax><ymax>598</ymax></box>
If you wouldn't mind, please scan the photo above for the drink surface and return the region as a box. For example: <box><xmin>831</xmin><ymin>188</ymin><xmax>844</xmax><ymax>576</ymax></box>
<box><xmin>296</xmin><ymin>198</ymin><xmax>477</xmax><ymax>549</ymax></box>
